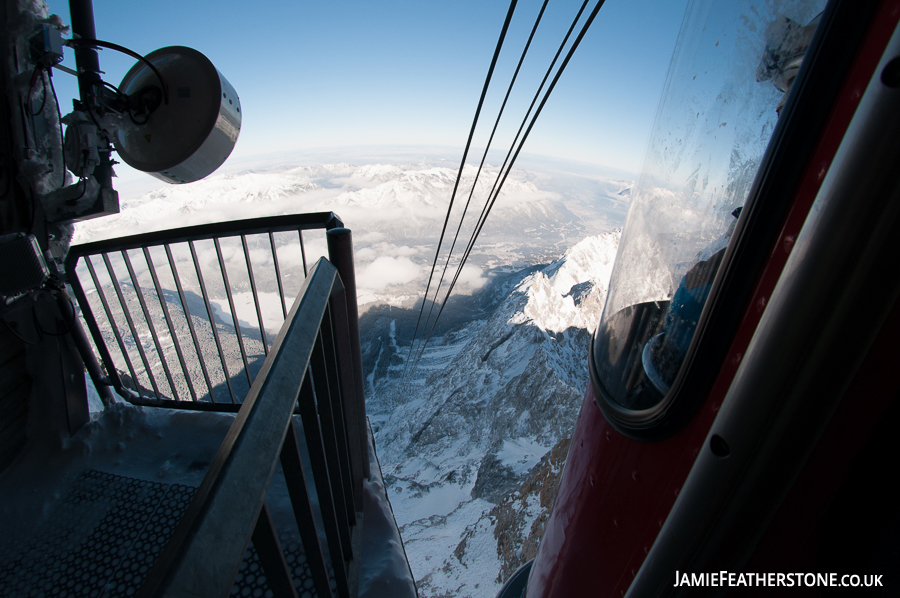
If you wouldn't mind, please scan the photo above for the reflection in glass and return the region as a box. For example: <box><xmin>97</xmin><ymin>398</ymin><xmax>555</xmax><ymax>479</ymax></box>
<box><xmin>592</xmin><ymin>0</ymin><xmax>825</xmax><ymax>412</ymax></box>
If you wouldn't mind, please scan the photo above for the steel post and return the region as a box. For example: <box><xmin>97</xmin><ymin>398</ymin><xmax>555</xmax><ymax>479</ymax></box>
<box><xmin>68</xmin><ymin>0</ymin><xmax>101</xmax><ymax>106</ymax></box>
<box><xmin>69</xmin><ymin>315</ymin><xmax>114</xmax><ymax>406</ymax></box>
<box><xmin>68</xmin><ymin>0</ymin><xmax>115</xmax><ymax>193</ymax></box>
<box><xmin>326</xmin><ymin>228</ymin><xmax>369</xmax><ymax>479</ymax></box>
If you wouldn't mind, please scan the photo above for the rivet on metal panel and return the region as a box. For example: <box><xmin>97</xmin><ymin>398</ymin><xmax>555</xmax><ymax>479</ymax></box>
<box><xmin>710</xmin><ymin>434</ymin><xmax>731</xmax><ymax>458</ymax></box>
<box><xmin>882</xmin><ymin>57</ymin><xmax>900</xmax><ymax>87</ymax></box>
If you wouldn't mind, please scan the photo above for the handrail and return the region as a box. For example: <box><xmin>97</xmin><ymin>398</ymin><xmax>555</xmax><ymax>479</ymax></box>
<box><xmin>138</xmin><ymin>257</ymin><xmax>364</xmax><ymax>597</ymax></box>
<box><xmin>65</xmin><ymin>212</ymin><xmax>344</xmax><ymax>409</ymax></box>
<box><xmin>70</xmin><ymin>212</ymin><xmax>343</xmax><ymax>254</ymax></box>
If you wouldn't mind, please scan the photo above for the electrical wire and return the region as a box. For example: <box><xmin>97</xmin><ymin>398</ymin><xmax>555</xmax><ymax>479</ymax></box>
<box><xmin>457</xmin><ymin>0</ymin><xmax>593</xmax><ymax>289</ymax></box>
<box><xmin>409</xmin><ymin>0</ymin><xmax>607</xmax><ymax>374</ymax></box>
<box><xmin>0</xmin><ymin>313</ymin><xmax>40</xmax><ymax>344</ymax></box>
<box><xmin>66</xmin><ymin>152</ymin><xmax>91</xmax><ymax>203</ymax></box>
<box><xmin>34</xmin><ymin>291</ymin><xmax>77</xmax><ymax>337</ymax></box>
<box><xmin>404</xmin><ymin>0</ymin><xmax>520</xmax><ymax>372</ymax></box>
<box><xmin>101</xmin><ymin>80</ymin><xmax>121</xmax><ymax>95</ymax></box>
<box><xmin>25</xmin><ymin>68</ymin><xmax>48</xmax><ymax>189</ymax></box>
<box><xmin>72</xmin><ymin>175</ymin><xmax>89</xmax><ymax>202</ymax></box>
<box><xmin>99</xmin><ymin>80</ymin><xmax>148</xmax><ymax>124</ymax></box>
<box><xmin>65</xmin><ymin>38</ymin><xmax>169</xmax><ymax>104</ymax></box>
<box><xmin>1</xmin><ymin>290</ymin><xmax>78</xmax><ymax>343</ymax></box>
<box><xmin>128</xmin><ymin>107</ymin><xmax>149</xmax><ymax>125</ymax></box>
<box><xmin>27</xmin><ymin>66</ymin><xmax>48</xmax><ymax>116</ymax></box>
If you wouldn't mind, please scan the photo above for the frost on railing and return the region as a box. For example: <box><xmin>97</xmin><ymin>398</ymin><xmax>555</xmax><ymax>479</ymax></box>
<box><xmin>66</xmin><ymin>213</ymin><xmax>342</xmax><ymax>408</ymax></box>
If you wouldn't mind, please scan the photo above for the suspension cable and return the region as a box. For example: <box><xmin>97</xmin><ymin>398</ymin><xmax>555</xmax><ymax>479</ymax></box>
<box><xmin>409</xmin><ymin>0</ymin><xmax>607</xmax><ymax>373</ymax></box>
<box><xmin>409</xmin><ymin>0</ymin><xmax>551</xmax><ymax>380</ymax></box>
<box><xmin>462</xmin><ymin>0</ymin><xmax>591</xmax><ymax>279</ymax></box>
<box><xmin>409</xmin><ymin>0</ymin><xmax>593</xmax><ymax>372</ymax></box>
<box><xmin>403</xmin><ymin>0</ymin><xmax>520</xmax><ymax>376</ymax></box>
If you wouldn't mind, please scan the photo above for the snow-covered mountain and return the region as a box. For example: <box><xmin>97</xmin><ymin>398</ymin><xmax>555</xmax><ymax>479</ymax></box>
<box><xmin>76</xmin><ymin>161</ymin><xmax>621</xmax><ymax>243</ymax></box>
<box><xmin>367</xmin><ymin>230</ymin><xmax>620</xmax><ymax>597</ymax></box>
<box><xmin>75</xmin><ymin>159</ymin><xmax>630</xmax><ymax>311</ymax></box>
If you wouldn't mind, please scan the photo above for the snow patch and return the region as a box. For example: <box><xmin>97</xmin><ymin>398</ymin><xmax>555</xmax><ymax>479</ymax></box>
<box><xmin>208</xmin><ymin>291</ymin><xmax>286</xmax><ymax>333</ymax></box>
<box><xmin>496</xmin><ymin>438</ymin><xmax>552</xmax><ymax>476</ymax></box>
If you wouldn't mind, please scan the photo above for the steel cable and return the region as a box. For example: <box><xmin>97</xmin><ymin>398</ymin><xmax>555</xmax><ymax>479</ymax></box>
<box><xmin>403</xmin><ymin>0</ymin><xmax>520</xmax><ymax>378</ymax></box>
<box><xmin>409</xmin><ymin>0</ymin><xmax>607</xmax><ymax>373</ymax></box>
<box><xmin>408</xmin><ymin>0</ymin><xmax>551</xmax><ymax>381</ymax></box>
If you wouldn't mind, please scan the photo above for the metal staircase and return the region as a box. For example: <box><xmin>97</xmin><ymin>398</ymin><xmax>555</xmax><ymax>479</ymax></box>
<box><xmin>2</xmin><ymin>214</ymin><xmax>383</xmax><ymax>597</ymax></box>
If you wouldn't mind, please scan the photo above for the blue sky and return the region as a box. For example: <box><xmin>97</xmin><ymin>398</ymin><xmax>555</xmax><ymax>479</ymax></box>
<box><xmin>44</xmin><ymin>0</ymin><xmax>687</xmax><ymax>184</ymax></box>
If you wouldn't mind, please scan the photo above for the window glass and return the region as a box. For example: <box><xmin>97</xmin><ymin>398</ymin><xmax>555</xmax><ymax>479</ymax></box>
<box><xmin>593</xmin><ymin>0</ymin><xmax>825</xmax><ymax>412</ymax></box>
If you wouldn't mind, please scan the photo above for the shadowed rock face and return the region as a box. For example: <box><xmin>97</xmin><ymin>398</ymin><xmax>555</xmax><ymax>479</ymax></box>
<box><xmin>443</xmin><ymin>436</ymin><xmax>573</xmax><ymax>589</ymax></box>
<box><xmin>564</xmin><ymin>281</ymin><xmax>595</xmax><ymax>307</ymax></box>
<box><xmin>471</xmin><ymin>456</ymin><xmax>519</xmax><ymax>502</ymax></box>
<box><xmin>491</xmin><ymin>437</ymin><xmax>572</xmax><ymax>584</ymax></box>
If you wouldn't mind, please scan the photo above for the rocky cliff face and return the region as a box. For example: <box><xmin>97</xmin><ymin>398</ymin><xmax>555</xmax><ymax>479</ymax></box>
<box><xmin>368</xmin><ymin>230</ymin><xmax>620</xmax><ymax>597</ymax></box>
<box><xmin>490</xmin><ymin>436</ymin><xmax>572</xmax><ymax>584</ymax></box>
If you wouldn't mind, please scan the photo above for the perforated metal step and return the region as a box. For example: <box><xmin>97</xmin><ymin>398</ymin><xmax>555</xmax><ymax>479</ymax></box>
<box><xmin>0</xmin><ymin>470</ymin><xmax>323</xmax><ymax>597</ymax></box>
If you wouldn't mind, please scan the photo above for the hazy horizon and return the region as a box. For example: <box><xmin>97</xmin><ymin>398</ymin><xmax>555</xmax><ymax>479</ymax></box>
<box><xmin>44</xmin><ymin>0</ymin><xmax>686</xmax><ymax>186</ymax></box>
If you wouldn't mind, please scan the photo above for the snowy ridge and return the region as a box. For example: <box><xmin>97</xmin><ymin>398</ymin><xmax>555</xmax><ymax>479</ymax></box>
<box><xmin>77</xmin><ymin>174</ymin><xmax>324</xmax><ymax>243</ymax></box>
<box><xmin>74</xmin><ymin>157</ymin><xmax>631</xmax><ymax>324</ymax></box>
<box><xmin>76</xmin><ymin>162</ymin><xmax>556</xmax><ymax>244</ymax></box>
<box><xmin>513</xmin><ymin>231</ymin><xmax>620</xmax><ymax>333</ymax></box>
<box><xmin>329</xmin><ymin>164</ymin><xmax>552</xmax><ymax>217</ymax></box>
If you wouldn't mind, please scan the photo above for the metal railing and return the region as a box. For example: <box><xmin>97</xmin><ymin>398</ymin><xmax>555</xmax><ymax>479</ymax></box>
<box><xmin>136</xmin><ymin>256</ymin><xmax>366</xmax><ymax>597</ymax></box>
<box><xmin>65</xmin><ymin>213</ymin><xmax>344</xmax><ymax>410</ymax></box>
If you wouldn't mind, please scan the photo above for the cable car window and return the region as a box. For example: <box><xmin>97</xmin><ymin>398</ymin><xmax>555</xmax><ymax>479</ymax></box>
<box><xmin>592</xmin><ymin>0</ymin><xmax>825</xmax><ymax>415</ymax></box>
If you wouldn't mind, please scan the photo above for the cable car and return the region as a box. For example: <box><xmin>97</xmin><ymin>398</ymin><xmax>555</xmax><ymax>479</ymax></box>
<box><xmin>498</xmin><ymin>0</ymin><xmax>900</xmax><ymax>595</ymax></box>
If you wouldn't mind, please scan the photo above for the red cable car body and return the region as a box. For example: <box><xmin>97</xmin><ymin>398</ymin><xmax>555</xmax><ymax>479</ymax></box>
<box><xmin>513</xmin><ymin>0</ymin><xmax>900</xmax><ymax>595</ymax></box>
